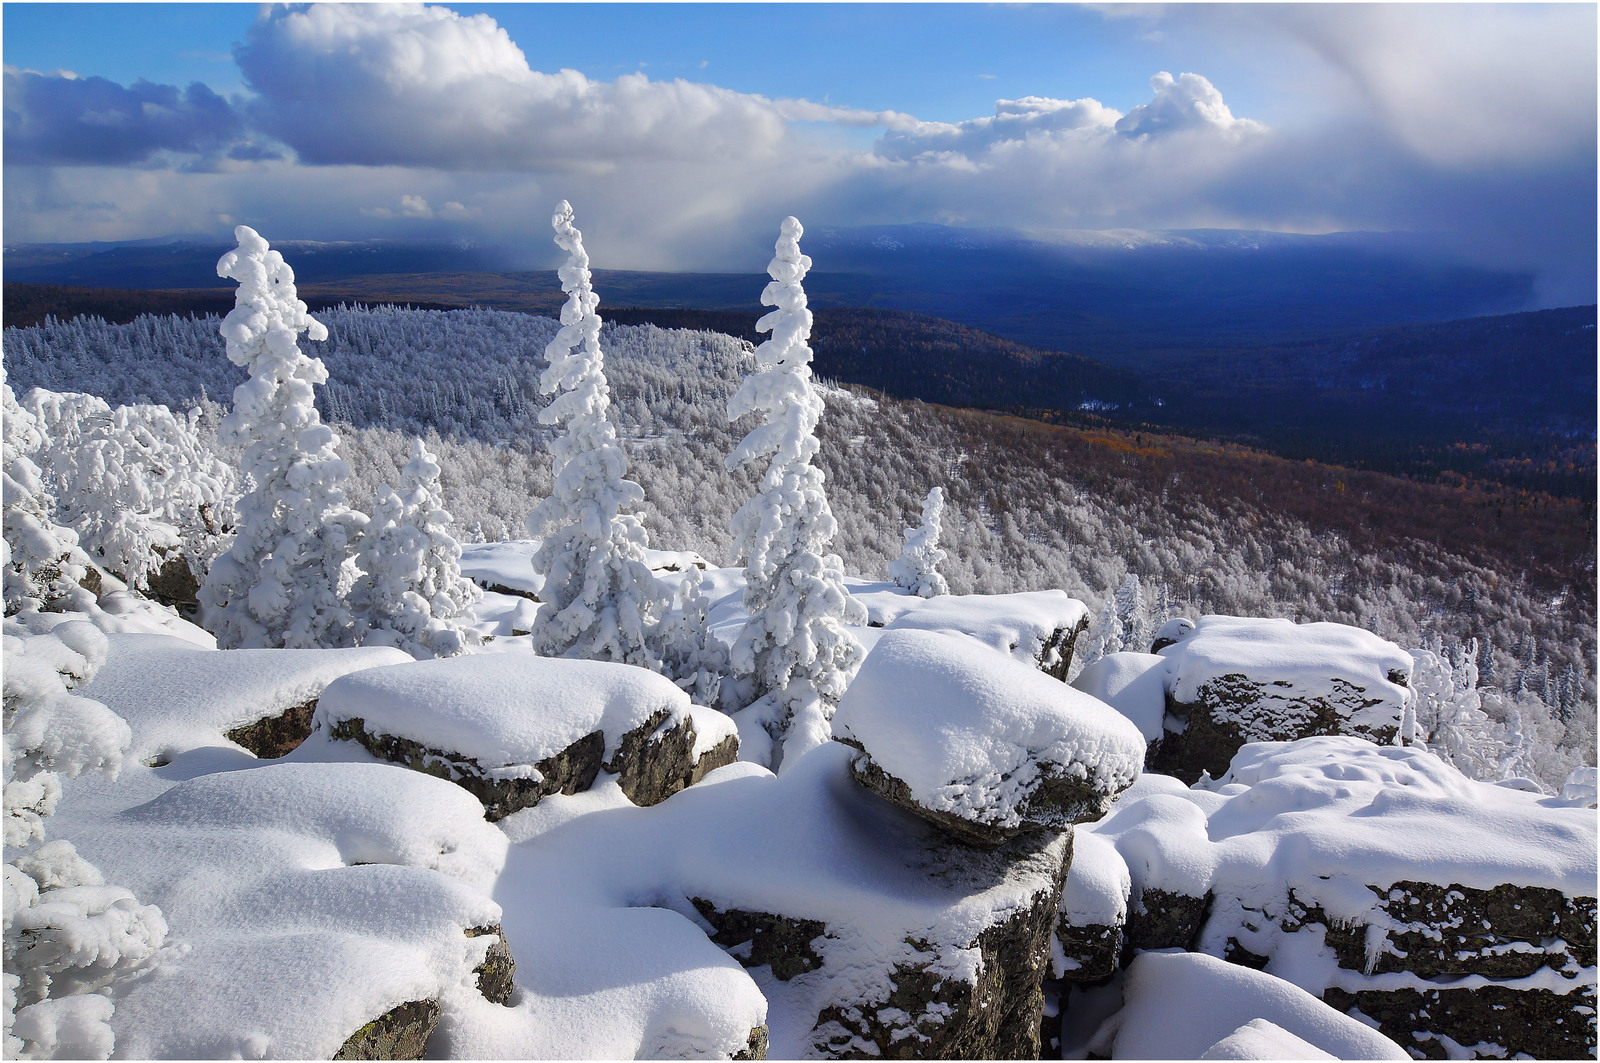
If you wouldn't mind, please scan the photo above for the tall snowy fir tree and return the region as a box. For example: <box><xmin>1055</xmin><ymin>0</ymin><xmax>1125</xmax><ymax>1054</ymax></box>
<box><xmin>351</xmin><ymin>438</ymin><xmax>481</xmax><ymax>659</ymax></box>
<box><xmin>197</xmin><ymin>226</ymin><xmax>365</xmax><ymax>649</ymax></box>
<box><xmin>525</xmin><ymin>201</ymin><xmax>673</xmax><ymax>668</ymax></box>
<box><xmin>725</xmin><ymin>216</ymin><xmax>867</xmax><ymax>771</ymax></box>
<box><xmin>888</xmin><ymin>486</ymin><xmax>949</xmax><ymax>597</ymax></box>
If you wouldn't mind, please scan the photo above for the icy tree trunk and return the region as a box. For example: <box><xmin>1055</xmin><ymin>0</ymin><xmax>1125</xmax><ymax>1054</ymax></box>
<box><xmin>197</xmin><ymin>226</ymin><xmax>365</xmax><ymax>649</ymax></box>
<box><xmin>725</xmin><ymin>216</ymin><xmax>866</xmax><ymax>772</ymax></box>
<box><xmin>526</xmin><ymin>202</ymin><xmax>673</xmax><ymax>668</ymax></box>
<box><xmin>888</xmin><ymin>485</ymin><xmax>949</xmax><ymax>598</ymax></box>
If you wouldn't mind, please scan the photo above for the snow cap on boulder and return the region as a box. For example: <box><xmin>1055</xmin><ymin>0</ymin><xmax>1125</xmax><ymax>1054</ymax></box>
<box><xmin>834</xmin><ymin>628</ymin><xmax>1145</xmax><ymax>845</ymax></box>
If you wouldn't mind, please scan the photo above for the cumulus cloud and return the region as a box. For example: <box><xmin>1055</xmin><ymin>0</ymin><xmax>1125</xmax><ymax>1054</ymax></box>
<box><xmin>233</xmin><ymin>3</ymin><xmax>792</xmax><ymax>170</ymax></box>
<box><xmin>1113</xmin><ymin>72</ymin><xmax>1263</xmax><ymax>139</ymax></box>
<box><xmin>3</xmin><ymin>66</ymin><xmax>245</xmax><ymax>165</ymax></box>
<box><xmin>876</xmin><ymin>96</ymin><xmax>1121</xmax><ymax>161</ymax></box>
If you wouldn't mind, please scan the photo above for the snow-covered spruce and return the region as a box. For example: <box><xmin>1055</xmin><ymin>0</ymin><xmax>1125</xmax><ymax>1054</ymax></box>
<box><xmin>525</xmin><ymin>202</ymin><xmax>682</xmax><ymax>674</ymax></box>
<box><xmin>3</xmin><ymin>617</ymin><xmax>166</xmax><ymax>1061</ymax></box>
<box><xmin>887</xmin><ymin>485</ymin><xmax>949</xmax><ymax>598</ymax></box>
<box><xmin>197</xmin><ymin>226</ymin><xmax>365</xmax><ymax>649</ymax></box>
<box><xmin>25</xmin><ymin>389</ymin><xmax>235</xmax><ymax>606</ymax></box>
<box><xmin>1072</xmin><ymin>573</ymin><xmax>1147</xmax><ymax>678</ymax></box>
<box><xmin>725</xmin><ymin>216</ymin><xmax>866</xmax><ymax>770</ymax></box>
<box><xmin>351</xmin><ymin>438</ymin><xmax>481</xmax><ymax>659</ymax></box>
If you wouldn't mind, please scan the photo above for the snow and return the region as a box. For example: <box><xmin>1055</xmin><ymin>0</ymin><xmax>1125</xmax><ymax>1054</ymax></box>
<box><xmin>887</xmin><ymin>486</ymin><xmax>949</xmax><ymax>598</ymax></box>
<box><xmin>1559</xmin><ymin>765</ymin><xmax>1597</xmax><ymax>807</ymax></box>
<box><xmin>1199</xmin><ymin>1018</ymin><xmax>1337</xmax><ymax>1060</ymax></box>
<box><xmin>1087</xmin><ymin>951</ymin><xmax>1408</xmax><ymax>1059</ymax></box>
<box><xmin>458</xmin><ymin>539</ymin><xmax>545</xmax><ymax>599</ymax></box>
<box><xmin>463</xmin><ymin>589</ymin><xmax>541</xmax><ymax>639</ymax></box>
<box><xmin>1163</xmin><ymin>616</ymin><xmax>1414</xmax><ymax>734</ymax></box>
<box><xmin>1060</xmin><ymin>828</ymin><xmax>1131</xmax><ymax>928</ymax></box>
<box><xmin>77</xmin><ymin>633</ymin><xmax>410</xmax><ymax>766</ymax></box>
<box><xmin>1072</xmin><ymin>652</ymin><xmax>1168</xmax><ymax>741</ymax></box>
<box><xmin>835</xmin><ymin>629</ymin><xmax>1146</xmax><ymax>832</ymax></box>
<box><xmin>314</xmin><ymin>653</ymin><xmax>715</xmax><ymax>768</ymax></box>
<box><xmin>882</xmin><ymin>589</ymin><xmax>1089</xmax><ymax>673</ymax></box>
<box><xmin>55</xmin><ymin>760</ymin><xmax>507</xmax><ymax>1059</ymax></box>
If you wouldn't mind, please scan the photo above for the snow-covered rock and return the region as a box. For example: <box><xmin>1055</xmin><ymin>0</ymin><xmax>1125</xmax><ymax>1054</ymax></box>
<box><xmin>496</xmin><ymin>742</ymin><xmax>1068</xmax><ymax>1059</ymax></box>
<box><xmin>1149</xmin><ymin>615</ymin><xmax>1414</xmax><ymax>782</ymax></box>
<box><xmin>1054</xmin><ymin>828</ymin><xmax>1131</xmax><ymax>983</ymax></box>
<box><xmin>1071</xmin><ymin>651</ymin><xmax>1167</xmax><ymax>742</ymax></box>
<box><xmin>834</xmin><ymin>629</ymin><xmax>1145</xmax><ymax>846</ymax></box>
<box><xmin>879</xmin><ymin>589</ymin><xmax>1091</xmax><ymax>681</ymax></box>
<box><xmin>457</xmin><ymin>539</ymin><xmax>545</xmax><ymax>601</ymax></box>
<box><xmin>77</xmin><ymin>633</ymin><xmax>410</xmax><ymax>764</ymax></box>
<box><xmin>1087</xmin><ymin>951</ymin><xmax>1408</xmax><ymax>1059</ymax></box>
<box><xmin>315</xmin><ymin>654</ymin><xmax>739</xmax><ymax>817</ymax></box>
<box><xmin>1088</xmin><ymin>736</ymin><xmax>1598</xmax><ymax>1060</ymax></box>
<box><xmin>55</xmin><ymin>761</ymin><xmax>509</xmax><ymax>1059</ymax></box>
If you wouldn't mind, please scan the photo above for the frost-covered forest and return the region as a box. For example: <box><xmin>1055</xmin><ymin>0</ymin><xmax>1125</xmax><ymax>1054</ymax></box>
<box><xmin>4</xmin><ymin>218</ymin><xmax>1594</xmax><ymax>1062</ymax></box>
<box><xmin>6</xmin><ymin>295</ymin><xmax>1593</xmax><ymax>784</ymax></box>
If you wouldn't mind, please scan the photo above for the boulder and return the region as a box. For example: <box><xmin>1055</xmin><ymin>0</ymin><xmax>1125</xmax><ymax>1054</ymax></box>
<box><xmin>140</xmin><ymin>546</ymin><xmax>201</xmax><ymax>611</ymax></box>
<box><xmin>834</xmin><ymin>629</ymin><xmax>1145</xmax><ymax>846</ymax></box>
<box><xmin>333</xmin><ymin>1000</ymin><xmax>440</xmax><ymax>1061</ymax></box>
<box><xmin>225</xmin><ymin>698</ymin><xmax>318</xmax><ymax>759</ymax></box>
<box><xmin>316</xmin><ymin>655</ymin><xmax>739</xmax><ymax>817</ymax></box>
<box><xmin>1147</xmin><ymin>616</ymin><xmax>1414</xmax><ymax>783</ymax></box>
<box><xmin>878</xmin><ymin>589</ymin><xmax>1092</xmax><ymax>681</ymax></box>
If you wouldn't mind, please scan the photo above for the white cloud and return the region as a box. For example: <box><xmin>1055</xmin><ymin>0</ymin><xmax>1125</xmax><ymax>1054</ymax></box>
<box><xmin>234</xmin><ymin>3</ymin><xmax>794</xmax><ymax>170</ymax></box>
<box><xmin>1113</xmin><ymin>72</ymin><xmax>1263</xmax><ymax>140</ymax></box>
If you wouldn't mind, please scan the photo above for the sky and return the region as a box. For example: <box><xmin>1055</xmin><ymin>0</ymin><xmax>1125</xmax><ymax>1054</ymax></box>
<box><xmin>3</xmin><ymin>3</ymin><xmax>1595</xmax><ymax>302</ymax></box>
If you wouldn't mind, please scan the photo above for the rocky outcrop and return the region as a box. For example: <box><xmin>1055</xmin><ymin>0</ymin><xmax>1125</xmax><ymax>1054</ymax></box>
<box><xmin>1321</xmin><ymin>983</ymin><xmax>1596</xmax><ymax>1061</ymax></box>
<box><xmin>142</xmin><ymin>547</ymin><xmax>200</xmax><ymax>611</ymax></box>
<box><xmin>467</xmin><ymin>924</ymin><xmax>516</xmax><ymax>1004</ymax></box>
<box><xmin>1151</xmin><ymin>675</ymin><xmax>1404</xmax><ymax>783</ymax></box>
<box><xmin>1124</xmin><ymin>888</ymin><xmax>1210</xmax><ymax>954</ymax></box>
<box><xmin>609</xmin><ymin>708</ymin><xmax>740</xmax><ymax>807</ymax></box>
<box><xmin>226</xmin><ymin>698</ymin><xmax>318</xmax><ymax>759</ymax></box>
<box><xmin>332</xmin><ymin>999</ymin><xmax>440</xmax><ymax>1061</ymax></box>
<box><xmin>1055</xmin><ymin>921</ymin><xmax>1121</xmax><ymax>984</ymax></box>
<box><xmin>1036</xmin><ymin>612</ymin><xmax>1089</xmax><ymax>683</ymax></box>
<box><xmin>331</xmin><ymin>717</ymin><xmax>603</xmax><ymax>821</ymax></box>
<box><xmin>734</xmin><ymin>1026</ymin><xmax>769</xmax><ymax>1060</ymax></box>
<box><xmin>691</xmin><ymin>901</ymin><xmax>828</xmax><ymax>981</ymax></box>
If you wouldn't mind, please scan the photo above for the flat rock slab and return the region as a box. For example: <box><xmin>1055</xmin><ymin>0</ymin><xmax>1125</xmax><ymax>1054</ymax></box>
<box><xmin>316</xmin><ymin>654</ymin><xmax>740</xmax><ymax>814</ymax></box>
<box><xmin>77</xmin><ymin>632</ymin><xmax>410</xmax><ymax>765</ymax></box>
<box><xmin>835</xmin><ymin>629</ymin><xmax>1144</xmax><ymax>846</ymax></box>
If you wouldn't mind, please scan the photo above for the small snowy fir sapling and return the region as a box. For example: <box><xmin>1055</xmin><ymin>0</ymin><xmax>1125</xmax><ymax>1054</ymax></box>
<box><xmin>725</xmin><ymin>216</ymin><xmax>867</xmax><ymax>771</ymax></box>
<box><xmin>3</xmin><ymin>617</ymin><xmax>167</xmax><ymax>1060</ymax></box>
<box><xmin>197</xmin><ymin>226</ymin><xmax>366</xmax><ymax>649</ymax></box>
<box><xmin>888</xmin><ymin>486</ymin><xmax>950</xmax><ymax>597</ymax></box>
<box><xmin>525</xmin><ymin>202</ymin><xmax>674</xmax><ymax>668</ymax></box>
<box><xmin>657</xmin><ymin>565</ymin><xmax>730</xmax><ymax>705</ymax></box>
<box><xmin>351</xmin><ymin>438</ymin><xmax>481</xmax><ymax>659</ymax></box>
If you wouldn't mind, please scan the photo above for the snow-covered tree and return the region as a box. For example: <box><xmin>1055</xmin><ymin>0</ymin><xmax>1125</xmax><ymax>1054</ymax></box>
<box><xmin>1071</xmin><ymin>574</ymin><xmax>1146</xmax><ymax>677</ymax></box>
<box><xmin>197</xmin><ymin>226</ymin><xmax>366</xmax><ymax>649</ymax></box>
<box><xmin>1407</xmin><ymin>639</ymin><xmax>1502</xmax><ymax>780</ymax></box>
<box><xmin>725</xmin><ymin>216</ymin><xmax>867</xmax><ymax>771</ymax></box>
<box><xmin>526</xmin><ymin>202</ymin><xmax>677</xmax><ymax>668</ymax></box>
<box><xmin>657</xmin><ymin>566</ymin><xmax>730</xmax><ymax>706</ymax></box>
<box><xmin>3</xmin><ymin>615</ymin><xmax>166</xmax><ymax>1060</ymax></box>
<box><xmin>351</xmin><ymin>438</ymin><xmax>481</xmax><ymax>659</ymax></box>
<box><xmin>888</xmin><ymin>486</ymin><xmax>949</xmax><ymax>597</ymax></box>
<box><xmin>3</xmin><ymin>378</ymin><xmax>101</xmax><ymax>618</ymax></box>
<box><xmin>26</xmin><ymin>391</ymin><xmax>235</xmax><ymax>598</ymax></box>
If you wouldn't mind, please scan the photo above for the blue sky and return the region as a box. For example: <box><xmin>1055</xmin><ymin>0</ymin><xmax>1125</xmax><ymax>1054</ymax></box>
<box><xmin>3</xmin><ymin>3</ymin><xmax>1595</xmax><ymax>301</ymax></box>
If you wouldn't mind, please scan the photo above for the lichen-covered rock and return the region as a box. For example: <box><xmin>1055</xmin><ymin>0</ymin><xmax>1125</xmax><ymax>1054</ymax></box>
<box><xmin>1321</xmin><ymin>982</ymin><xmax>1596</xmax><ymax>1061</ymax></box>
<box><xmin>734</xmin><ymin>1026</ymin><xmax>769</xmax><ymax>1060</ymax></box>
<box><xmin>316</xmin><ymin>655</ymin><xmax>740</xmax><ymax>816</ymax></box>
<box><xmin>225</xmin><ymin>698</ymin><xmax>317</xmax><ymax>759</ymax></box>
<box><xmin>835</xmin><ymin>629</ymin><xmax>1144</xmax><ymax>847</ymax></box>
<box><xmin>333</xmin><ymin>999</ymin><xmax>440</xmax><ymax>1061</ymax></box>
<box><xmin>1149</xmin><ymin>616</ymin><xmax>1414</xmax><ymax>783</ymax></box>
<box><xmin>467</xmin><ymin>924</ymin><xmax>516</xmax><ymax>1004</ymax></box>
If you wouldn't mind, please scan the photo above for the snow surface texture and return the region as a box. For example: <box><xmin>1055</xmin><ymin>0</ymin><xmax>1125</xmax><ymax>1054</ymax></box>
<box><xmin>55</xmin><ymin>758</ymin><xmax>507</xmax><ymax>1059</ymax></box>
<box><xmin>525</xmin><ymin>201</ymin><xmax>675</xmax><ymax>671</ymax></box>
<box><xmin>1163</xmin><ymin>615</ymin><xmax>1414</xmax><ymax>739</ymax></box>
<box><xmin>197</xmin><ymin>226</ymin><xmax>367</xmax><ymax>650</ymax></box>
<box><xmin>835</xmin><ymin>629</ymin><xmax>1146</xmax><ymax>833</ymax></box>
<box><xmin>1085</xmin><ymin>736</ymin><xmax>1596</xmax><ymax>995</ymax></box>
<box><xmin>485</xmin><ymin>742</ymin><xmax>1062</xmax><ymax>1059</ymax></box>
<box><xmin>315</xmin><ymin>652</ymin><xmax>715</xmax><ymax>769</ymax></box>
<box><xmin>78</xmin><ymin>633</ymin><xmax>410</xmax><ymax>767</ymax></box>
<box><xmin>725</xmin><ymin>217</ymin><xmax>866</xmax><ymax>771</ymax></box>
<box><xmin>1087</xmin><ymin>951</ymin><xmax>1407</xmax><ymax>1059</ymax></box>
<box><xmin>882</xmin><ymin>589</ymin><xmax>1088</xmax><ymax>675</ymax></box>
<box><xmin>350</xmin><ymin>437</ymin><xmax>482</xmax><ymax>659</ymax></box>
<box><xmin>887</xmin><ymin>486</ymin><xmax>949</xmax><ymax>598</ymax></box>
<box><xmin>1071</xmin><ymin>652</ymin><xmax>1168</xmax><ymax>742</ymax></box>
<box><xmin>3</xmin><ymin>618</ymin><xmax>167</xmax><ymax>1061</ymax></box>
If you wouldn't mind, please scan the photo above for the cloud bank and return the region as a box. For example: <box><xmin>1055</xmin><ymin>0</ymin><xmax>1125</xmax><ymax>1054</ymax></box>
<box><xmin>3</xmin><ymin>2</ymin><xmax>1593</xmax><ymax>300</ymax></box>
